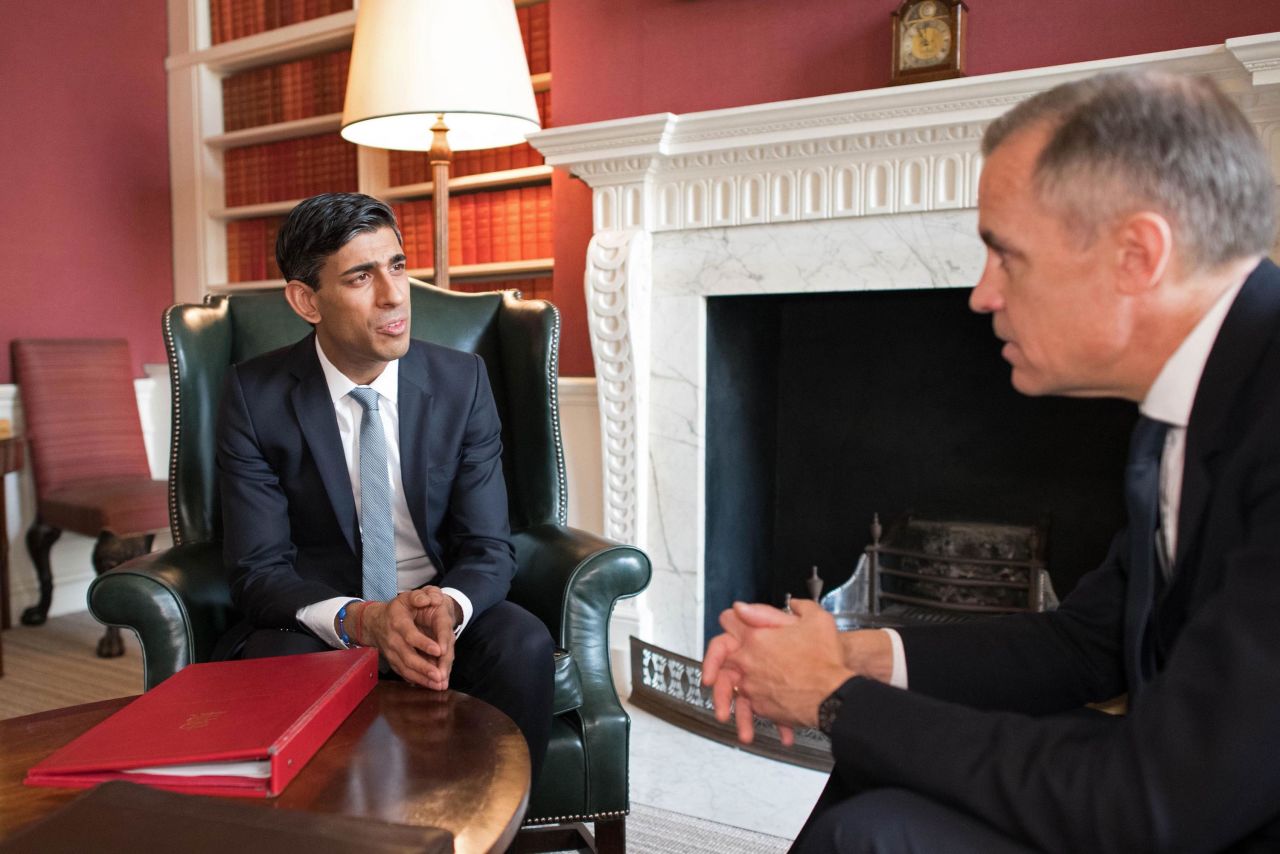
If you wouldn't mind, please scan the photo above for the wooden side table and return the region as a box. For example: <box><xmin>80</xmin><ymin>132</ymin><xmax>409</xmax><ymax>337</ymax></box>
<box><xmin>0</xmin><ymin>435</ymin><xmax>24</xmax><ymax>677</ymax></box>
<box><xmin>0</xmin><ymin>684</ymin><xmax>531</xmax><ymax>852</ymax></box>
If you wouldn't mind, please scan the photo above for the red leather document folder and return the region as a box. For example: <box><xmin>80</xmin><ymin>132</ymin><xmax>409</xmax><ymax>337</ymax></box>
<box><xmin>25</xmin><ymin>648</ymin><xmax>378</xmax><ymax>798</ymax></box>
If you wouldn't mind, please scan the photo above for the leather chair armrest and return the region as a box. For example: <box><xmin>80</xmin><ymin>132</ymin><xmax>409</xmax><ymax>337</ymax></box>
<box><xmin>509</xmin><ymin>523</ymin><xmax>651</xmax><ymax>815</ymax></box>
<box><xmin>88</xmin><ymin>542</ymin><xmax>234</xmax><ymax>691</ymax></box>
<box><xmin>509</xmin><ymin>523</ymin><xmax>651</xmax><ymax>651</ymax></box>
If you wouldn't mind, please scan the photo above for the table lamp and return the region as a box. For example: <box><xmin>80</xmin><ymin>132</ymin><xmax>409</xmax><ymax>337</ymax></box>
<box><xmin>340</xmin><ymin>0</ymin><xmax>541</xmax><ymax>290</ymax></box>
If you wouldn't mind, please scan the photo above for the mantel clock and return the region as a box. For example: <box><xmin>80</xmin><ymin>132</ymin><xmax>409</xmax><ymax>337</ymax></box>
<box><xmin>891</xmin><ymin>0</ymin><xmax>968</xmax><ymax>86</ymax></box>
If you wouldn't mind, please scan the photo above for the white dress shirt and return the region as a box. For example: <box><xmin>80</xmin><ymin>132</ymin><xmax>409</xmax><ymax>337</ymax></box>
<box><xmin>296</xmin><ymin>338</ymin><xmax>474</xmax><ymax>647</ymax></box>
<box><xmin>883</xmin><ymin>278</ymin><xmax>1246</xmax><ymax>690</ymax></box>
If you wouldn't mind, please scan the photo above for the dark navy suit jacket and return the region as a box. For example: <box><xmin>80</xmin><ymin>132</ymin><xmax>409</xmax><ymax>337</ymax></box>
<box><xmin>825</xmin><ymin>259</ymin><xmax>1280</xmax><ymax>852</ymax></box>
<box><xmin>216</xmin><ymin>333</ymin><xmax>515</xmax><ymax>632</ymax></box>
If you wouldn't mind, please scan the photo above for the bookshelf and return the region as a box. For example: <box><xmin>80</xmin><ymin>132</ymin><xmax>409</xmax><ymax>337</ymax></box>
<box><xmin>166</xmin><ymin>0</ymin><xmax>554</xmax><ymax>299</ymax></box>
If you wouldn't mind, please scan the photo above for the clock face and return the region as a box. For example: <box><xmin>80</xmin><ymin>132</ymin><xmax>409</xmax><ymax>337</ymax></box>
<box><xmin>903</xmin><ymin>19</ymin><xmax>951</xmax><ymax>66</ymax></box>
<box><xmin>898</xmin><ymin>1</ymin><xmax>953</xmax><ymax>71</ymax></box>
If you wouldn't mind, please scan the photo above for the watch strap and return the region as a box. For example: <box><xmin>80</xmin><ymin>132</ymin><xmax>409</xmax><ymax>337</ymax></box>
<box><xmin>818</xmin><ymin>689</ymin><xmax>845</xmax><ymax>735</ymax></box>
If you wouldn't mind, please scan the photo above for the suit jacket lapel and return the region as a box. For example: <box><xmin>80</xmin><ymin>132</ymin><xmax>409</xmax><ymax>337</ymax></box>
<box><xmin>288</xmin><ymin>334</ymin><xmax>358</xmax><ymax>555</ymax></box>
<box><xmin>398</xmin><ymin>343</ymin><xmax>435</xmax><ymax>551</ymax></box>
<box><xmin>1175</xmin><ymin>258</ymin><xmax>1280</xmax><ymax>571</ymax></box>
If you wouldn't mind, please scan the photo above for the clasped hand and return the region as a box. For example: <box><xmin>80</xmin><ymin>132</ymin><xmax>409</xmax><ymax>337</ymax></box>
<box><xmin>701</xmin><ymin>599</ymin><xmax>857</xmax><ymax>745</ymax></box>
<box><xmin>353</xmin><ymin>587</ymin><xmax>461</xmax><ymax>690</ymax></box>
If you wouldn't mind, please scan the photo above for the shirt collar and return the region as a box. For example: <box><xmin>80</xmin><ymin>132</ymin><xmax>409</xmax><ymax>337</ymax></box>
<box><xmin>314</xmin><ymin>336</ymin><xmax>399</xmax><ymax>405</ymax></box>
<box><xmin>1140</xmin><ymin>277</ymin><xmax>1244</xmax><ymax>428</ymax></box>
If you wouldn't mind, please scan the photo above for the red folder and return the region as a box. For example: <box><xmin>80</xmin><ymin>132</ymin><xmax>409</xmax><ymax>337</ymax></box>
<box><xmin>25</xmin><ymin>648</ymin><xmax>378</xmax><ymax>798</ymax></box>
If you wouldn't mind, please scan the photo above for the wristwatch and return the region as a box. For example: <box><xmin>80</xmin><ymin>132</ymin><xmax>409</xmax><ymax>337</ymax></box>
<box><xmin>817</xmin><ymin>690</ymin><xmax>844</xmax><ymax>735</ymax></box>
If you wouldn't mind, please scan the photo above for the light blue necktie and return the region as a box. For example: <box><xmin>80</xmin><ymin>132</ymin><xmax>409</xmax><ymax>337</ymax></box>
<box><xmin>349</xmin><ymin>387</ymin><xmax>397</xmax><ymax>603</ymax></box>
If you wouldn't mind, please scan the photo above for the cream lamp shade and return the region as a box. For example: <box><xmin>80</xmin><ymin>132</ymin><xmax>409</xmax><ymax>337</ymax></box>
<box><xmin>340</xmin><ymin>0</ymin><xmax>541</xmax><ymax>152</ymax></box>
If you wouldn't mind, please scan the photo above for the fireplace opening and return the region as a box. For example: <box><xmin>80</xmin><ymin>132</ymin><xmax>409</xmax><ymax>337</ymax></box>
<box><xmin>704</xmin><ymin>287</ymin><xmax>1136</xmax><ymax>642</ymax></box>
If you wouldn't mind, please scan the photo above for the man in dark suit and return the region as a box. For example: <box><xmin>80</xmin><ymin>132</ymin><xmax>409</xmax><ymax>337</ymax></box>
<box><xmin>703</xmin><ymin>71</ymin><xmax>1280</xmax><ymax>851</ymax></box>
<box><xmin>216</xmin><ymin>192</ymin><xmax>553</xmax><ymax>780</ymax></box>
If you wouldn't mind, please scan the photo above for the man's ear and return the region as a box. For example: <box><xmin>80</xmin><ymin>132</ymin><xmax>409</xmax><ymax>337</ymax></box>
<box><xmin>1113</xmin><ymin>211</ymin><xmax>1173</xmax><ymax>296</ymax></box>
<box><xmin>284</xmin><ymin>279</ymin><xmax>321</xmax><ymax>324</ymax></box>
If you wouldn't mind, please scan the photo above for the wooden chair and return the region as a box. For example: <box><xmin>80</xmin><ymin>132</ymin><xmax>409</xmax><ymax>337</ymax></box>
<box><xmin>11</xmin><ymin>339</ymin><xmax>168</xmax><ymax>657</ymax></box>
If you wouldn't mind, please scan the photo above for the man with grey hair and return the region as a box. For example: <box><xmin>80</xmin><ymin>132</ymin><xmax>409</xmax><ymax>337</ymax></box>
<box><xmin>703</xmin><ymin>70</ymin><xmax>1280</xmax><ymax>852</ymax></box>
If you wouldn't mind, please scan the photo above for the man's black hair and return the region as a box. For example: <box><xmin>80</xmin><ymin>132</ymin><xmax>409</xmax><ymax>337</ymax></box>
<box><xmin>275</xmin><ymin>192</ymin><xmax>403</xmax><ymax>287</ymax></box>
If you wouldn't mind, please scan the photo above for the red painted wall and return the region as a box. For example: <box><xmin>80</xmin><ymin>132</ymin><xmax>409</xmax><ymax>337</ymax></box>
<box><xmin>548</xmin><ymin>0</ymin><xmax>1280</xmax><ymax>375</ymax></box>
<box><xmin>0</xmin><ymin>2</ymin><xmax>173</xmax><ymax>382</ymax></box>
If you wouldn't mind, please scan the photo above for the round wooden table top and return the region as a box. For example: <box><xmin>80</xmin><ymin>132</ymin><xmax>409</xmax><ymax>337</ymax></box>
<box><xmin>0</xmin><ymin>683</ymin><xmax>531</xmax><ymax>852</ymax></box>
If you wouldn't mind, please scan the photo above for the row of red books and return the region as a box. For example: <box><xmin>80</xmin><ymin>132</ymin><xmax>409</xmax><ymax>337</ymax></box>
<box><xmin>222</xmin><ymin>49</ymin><xmax>350</xmax><ymax>133</ymax></box>
<box><xmin>210</xmin><ymin>0</ymin><xmax>353</xmax><ymax>45</ymax></box>
<box><xmin>386</xmin><ymin>90</ymin><xmax>549</xmax><ymax>187</ymax></box>
<box><xmin>391</xmin><ymin>184</ymin><xmax>553</xmax><ymax>270</ymax></box>
<box><xmin>387</xmin><ymin>143</ymin><xmax>543</xmax><ymax>189</ymax></box>
<box><xmin>226</xmin><ymin>216</ymin><xmax>286</xmax><ymax>283</ymax></box>
<box><xmin>224</xmin><ymin>133</ymin><xmax>358</xmax><ymax>208</ymax></box>
<box><xmin>224</xmin><ymin>184</ymin><xmax>552</xmax><ymax>284</ymax></box>
<box><xmin>517</xmin><ymin>1</ymin><xmax>551</xmax><ymax>77</ymax></box>
<box><xmin>452</xmin><ymin>275</ymin><xmax>553</xmax><ymax>302</ymax></box>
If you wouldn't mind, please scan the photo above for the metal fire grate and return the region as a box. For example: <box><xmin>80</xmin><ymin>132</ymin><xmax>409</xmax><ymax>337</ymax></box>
<box><xmin>822</xmin><ymin>513</ymin><xmax>1058</xmax><ymax>630</ymax></box>
<box><xmin>627</xmin><ymin>515</ymin><xmax>1057</xmax><ymax>770</ymax></box>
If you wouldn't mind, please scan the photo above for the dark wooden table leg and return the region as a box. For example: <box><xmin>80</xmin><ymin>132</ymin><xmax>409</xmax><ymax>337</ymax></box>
<box><xmin>1</xmin><ymin>466</ymin><xmax>8</xmax><ymax>635</ymax></box>
<box><xmin>0</xmin><ymin>436</ymin><xmax>24</xmax><ymax>676</ymax></box>
<box><xmin>1</xmin><ymin>476</ymin><xmax>5</xmax><ymax>677</ymax></box>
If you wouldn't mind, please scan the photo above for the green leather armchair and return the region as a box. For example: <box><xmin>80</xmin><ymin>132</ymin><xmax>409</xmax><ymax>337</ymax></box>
<box><xmin>87</xmin><ymin>282</ymin><xmax>650</xmax><ymax>850</ymax></box>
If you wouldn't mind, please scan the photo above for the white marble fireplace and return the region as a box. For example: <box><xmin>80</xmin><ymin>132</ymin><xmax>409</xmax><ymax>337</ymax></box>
<box><xmin>530</xmin><ymin>35</ymin><xmax>1280</xmax><ymax>659</ymax></box>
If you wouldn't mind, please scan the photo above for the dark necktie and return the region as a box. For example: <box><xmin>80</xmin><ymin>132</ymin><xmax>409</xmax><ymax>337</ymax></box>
<box><xmin>349</xmin><ymin>387</ymin><xmax>397</xmax><ymax>603</ymax></box>
<box><xmin>1124</xmin><ymin>414</ymin><xmax>1169</xmax><ymax>698</ymax></box>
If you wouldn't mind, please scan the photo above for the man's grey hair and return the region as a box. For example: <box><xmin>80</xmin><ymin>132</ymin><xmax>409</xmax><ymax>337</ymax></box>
<box><xmin>982</xmin><ymin>70</ymin><xmax>1277</xmax><ymax>271</ymax></box>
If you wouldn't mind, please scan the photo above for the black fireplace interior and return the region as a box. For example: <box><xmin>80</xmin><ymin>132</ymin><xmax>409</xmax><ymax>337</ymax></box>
<box><xmin>704</xmin><ymin>287</ymin><xmax>1137</xmax><ymax>642</ymax></box>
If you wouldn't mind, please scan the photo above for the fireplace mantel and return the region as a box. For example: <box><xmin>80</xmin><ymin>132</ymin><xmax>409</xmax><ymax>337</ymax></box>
<box><xmin>530</xmin><ymin>36</ymin><xmax>1280</xmax><ymax>657</ymax></box>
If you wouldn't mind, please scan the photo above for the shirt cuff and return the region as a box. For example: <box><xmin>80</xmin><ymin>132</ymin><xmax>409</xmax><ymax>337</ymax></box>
<box><xmin>881</xmin><ymin>628</ymin><xmax>909</xmax><ymax>690</ymax></box>
<box><xmin>440</xmin><ymin>587</ymin><xmax>473</xmax><ymax>636</ymax></box>
<box><xmin>297</xmin><ymin>597</ymin><xmax>361</xmax><ymax>649</ymax></box>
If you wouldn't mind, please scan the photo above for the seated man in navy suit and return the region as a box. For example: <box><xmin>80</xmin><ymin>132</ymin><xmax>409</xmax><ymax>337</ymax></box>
<box><xmin>215</xmin><ymin>192</ymin><xmax>553</xmax><ymax>781</ymax></box>
<box><xmin>704</xmin><ymin>71</ymin><xmax>1280</xmax><ymax>851</ymax></box>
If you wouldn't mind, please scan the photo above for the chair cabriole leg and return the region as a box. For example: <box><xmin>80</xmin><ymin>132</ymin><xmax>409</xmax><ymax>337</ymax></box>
<box><xmin>21</xmin><ymin>520</ymin><xmax>60</xmax><ymax>626</ymax></box>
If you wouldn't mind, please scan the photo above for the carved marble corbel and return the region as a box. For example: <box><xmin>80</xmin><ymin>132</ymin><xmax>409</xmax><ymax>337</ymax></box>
<box><xmin>585</xmin><ymin>228</ymin><xmax>652</xmax><ymax>548</ymax></box>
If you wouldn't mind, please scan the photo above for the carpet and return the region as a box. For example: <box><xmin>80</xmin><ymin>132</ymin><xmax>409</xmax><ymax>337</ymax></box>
<box><xmin>0</xmin><ymin>611</ymin><xmax>143</xmax><ymax>720</ymax></box>
<box><xmin>625</xmin><ymin>802</ymin><xmax>792</xmax><ymax>854</ymax></box>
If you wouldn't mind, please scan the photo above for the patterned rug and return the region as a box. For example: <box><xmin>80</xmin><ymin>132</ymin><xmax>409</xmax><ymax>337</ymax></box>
<box><xmin>626</xmin><ymin>803</ymin><xmax>791</xmax><ymax>854</ymax></box>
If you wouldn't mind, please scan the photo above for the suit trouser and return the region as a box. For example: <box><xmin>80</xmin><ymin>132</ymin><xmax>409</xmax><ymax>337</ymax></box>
<box><xmin>790</xmin><ymin>770</ymin><xmax>1036</xmax><ymax>854</ymax></box>
<box><xmin>237</xmin><ymin>600</ymin><xmax>555</xmax><ymax>788</ymax></box>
